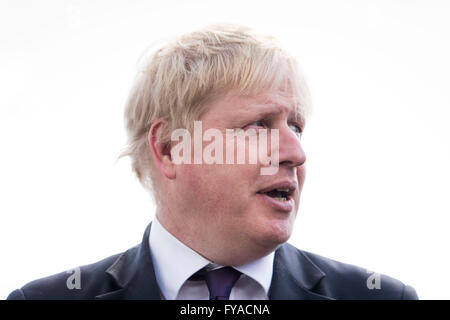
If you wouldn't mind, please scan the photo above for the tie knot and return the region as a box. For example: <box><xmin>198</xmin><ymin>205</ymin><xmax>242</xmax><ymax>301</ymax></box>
<box><xmin>190</xmin><ymin>266</ymin><xmax>242</xmax><ymax>300</ymax></box>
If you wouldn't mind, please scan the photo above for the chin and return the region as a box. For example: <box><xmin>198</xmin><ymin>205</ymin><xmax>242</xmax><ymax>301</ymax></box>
<box><xmin>255</xmin><ymin>219</ymin><xmax>294</xmax><ymax>249</ymax></box>
<box><xmin>245</xmin><ymin>203</ymin><xmax>297</xmax><ymax>250</ymax></box>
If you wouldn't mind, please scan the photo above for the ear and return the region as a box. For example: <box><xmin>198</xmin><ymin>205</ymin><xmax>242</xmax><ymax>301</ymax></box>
<box><xmin>148</xmin><ymin>119</ymin><xmax>176</xmax><ymax>180</ymax></box>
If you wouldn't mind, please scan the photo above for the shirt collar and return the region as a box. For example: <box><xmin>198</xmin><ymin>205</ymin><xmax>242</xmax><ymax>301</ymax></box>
<box><xmin>149</xmin><ymin>217</ymin><xmax>210</xmax><ymax>300</ymax></box>
<box><xmin>149</xmin><ymin>217</ymin><xmax>274</xmax><ymax>299</ymax></box>
<box><xmin>234</xmin><ymin>251</ymin><xmax>274</xmax><ymax>296</ymax></box>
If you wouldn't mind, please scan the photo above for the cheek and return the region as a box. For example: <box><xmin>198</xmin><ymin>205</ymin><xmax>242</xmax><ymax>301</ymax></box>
<box><xmin>178</xmin><ymin>164</ymin><xmax>252</xmax><ymax>210</ymax></box>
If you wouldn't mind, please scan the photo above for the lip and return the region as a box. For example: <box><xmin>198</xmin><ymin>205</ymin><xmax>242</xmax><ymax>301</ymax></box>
<box><xmin>257</xmin><ymin>193</ymin><xmax>295</xmax><ymax>212</ymax></box>
<box><xmin>257</xmin><ymin>180</ymin><xmax>298</xmax><ymax>195</ymax></box>
<box><xmin>256</xmin><ymin>180</ymin><xmax>297</xmax><ymax>213</ymax></box>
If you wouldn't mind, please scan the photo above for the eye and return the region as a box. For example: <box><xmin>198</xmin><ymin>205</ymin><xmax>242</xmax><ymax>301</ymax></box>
<box><xmin>289</xmin><ymin>123</ymin><xmax>303</xmax><ymax>137</ymax></box>
<box><xmin>244</xmin><ymin>119</ymin><xmax>267</xmax><ymax>129</ymax></box>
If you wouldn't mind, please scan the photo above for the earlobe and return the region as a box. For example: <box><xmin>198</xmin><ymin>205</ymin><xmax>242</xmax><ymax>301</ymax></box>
<box><xmin>148</xmin><ymin>120</ymin><xmax>176</xmax><ymax>179</ymax></box>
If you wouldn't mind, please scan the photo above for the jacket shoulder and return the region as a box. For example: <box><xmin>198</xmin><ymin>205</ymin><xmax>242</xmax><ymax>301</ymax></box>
<box><xmin>6</xmin><ymin>249</ymin><xmax>132</xmax><ymax>300</ymax></box>
<box><xmin>287</xmin><ymin>244</ymin><xmax>418</xmax><ymax>300</ymax></box>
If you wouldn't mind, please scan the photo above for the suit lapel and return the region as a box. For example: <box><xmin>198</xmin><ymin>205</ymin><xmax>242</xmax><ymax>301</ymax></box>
<box><xmin>269</xmin><ymin>243</ymin><xmax>333</xmax><ymax>300</ymax></box>
<box><xmin>96</xmin><ymin>223</ymin><xmax>332</xmax><ymax>300</ymax></box>
<box><xmin>95</xmin><ymin>222</ymin><xmax>162</xmax><ymax>300</ymax></box>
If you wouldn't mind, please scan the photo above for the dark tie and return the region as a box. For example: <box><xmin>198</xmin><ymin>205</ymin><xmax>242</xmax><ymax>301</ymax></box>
<box><xmin>189</xmin><ymin>266</ymin><xmax>242</xmax><ymax>300</ymax></box>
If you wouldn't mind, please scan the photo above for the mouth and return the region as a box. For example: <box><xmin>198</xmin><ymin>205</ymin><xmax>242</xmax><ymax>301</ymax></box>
<box><xmin>256</xmin><ymin>181</ymin><xmax>297</xmax><ymax>212</ymax></box>
<box><xmin>259</xmin><ymin>188</ymin><xmax>292</xmax><ymax>201</ymax></box>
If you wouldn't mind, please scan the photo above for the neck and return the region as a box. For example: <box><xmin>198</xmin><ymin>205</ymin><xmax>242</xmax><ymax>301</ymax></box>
<box><xmin>155</xmin><ymin>208</ymin><xmax>277</xmax><ymax>266</ymax></box>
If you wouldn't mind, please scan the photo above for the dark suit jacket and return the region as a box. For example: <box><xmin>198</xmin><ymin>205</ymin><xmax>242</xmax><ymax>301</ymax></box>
<box><xmin>7</xmin><ymin>222</ymin><xmax>418</xmax><ymax>300</ymax></box>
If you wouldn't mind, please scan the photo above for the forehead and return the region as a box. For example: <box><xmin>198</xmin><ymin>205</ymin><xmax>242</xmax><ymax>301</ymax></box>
<box><xmin>202</xmin><ymin>90</ymin><xmax>303</xmax><ymax>123</ymax></box>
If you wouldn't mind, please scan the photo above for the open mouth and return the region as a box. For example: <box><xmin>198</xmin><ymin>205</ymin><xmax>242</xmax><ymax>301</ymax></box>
<box><xmin>256</xmin><ymin>183</ymin><xmax>296</xmax><ymax>212</ymax></box>
<box><xmin>259</xmin><ymin>188</ymin><xmax>292</xmax><ymax>202</ymax></box>
<box><xmin>256</xmin><ymin>181</ymin><xmax>297</xmax><ymax>209</ymax></box>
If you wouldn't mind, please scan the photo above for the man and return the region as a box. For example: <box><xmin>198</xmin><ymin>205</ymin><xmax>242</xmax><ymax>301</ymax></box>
<box><xmin>7</xmin><ymin>24</ymin><xmax>418</xmax><ymax>300</ymax></box>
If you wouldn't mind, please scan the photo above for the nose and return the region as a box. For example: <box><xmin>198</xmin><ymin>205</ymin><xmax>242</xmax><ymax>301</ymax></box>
<box><xmin>277</xmin><ymin>124</ymin><xmax>306</xmax><ymax>169</ymax></box>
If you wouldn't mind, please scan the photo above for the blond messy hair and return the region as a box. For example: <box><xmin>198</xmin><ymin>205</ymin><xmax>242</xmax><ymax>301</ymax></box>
<box><xmin>119</xmin><ymin>24</ymin><xmax>310</xmax><ymax>196</ymax></box>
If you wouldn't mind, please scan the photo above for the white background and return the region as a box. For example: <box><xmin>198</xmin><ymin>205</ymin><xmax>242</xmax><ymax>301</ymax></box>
<box><xmin>1</xmin><ymin>0</ymin><xmax>449</xmax><ymax>299</ymax></box>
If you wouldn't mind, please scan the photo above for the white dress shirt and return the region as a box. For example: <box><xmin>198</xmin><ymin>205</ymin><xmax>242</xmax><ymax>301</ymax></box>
<box><xmin>149</xmin><ymin>217</ymin><xmax>274</xmax><ymax>300</ymax></box>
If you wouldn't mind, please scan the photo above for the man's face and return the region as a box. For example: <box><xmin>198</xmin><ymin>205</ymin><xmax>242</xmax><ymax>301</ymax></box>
<box><xmin>173</xmin><ymin>90</ymin><xmax>306</xmax><ymax>258</ymax></box>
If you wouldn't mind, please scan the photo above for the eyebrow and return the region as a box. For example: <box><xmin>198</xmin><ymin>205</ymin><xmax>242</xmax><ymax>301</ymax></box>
<box><xmin>239</xmin><ymin>103</ymin><xmax>305</xmax><ymax>126</ymax></box>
